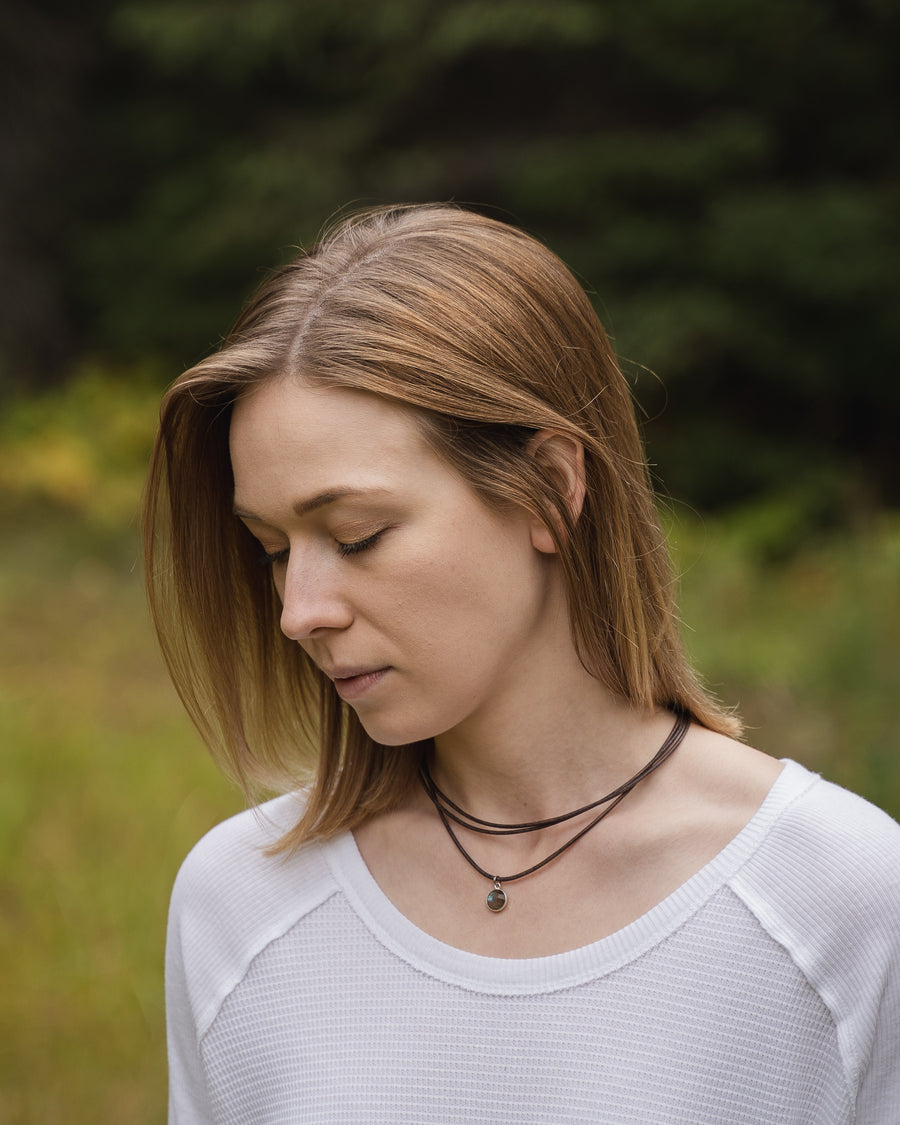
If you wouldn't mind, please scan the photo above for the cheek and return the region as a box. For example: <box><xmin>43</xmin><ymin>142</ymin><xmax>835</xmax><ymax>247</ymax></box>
<box><xmin>387</xmin><ymin>530</ymin><xmax>542</xmax><ymax>655</ymax></box>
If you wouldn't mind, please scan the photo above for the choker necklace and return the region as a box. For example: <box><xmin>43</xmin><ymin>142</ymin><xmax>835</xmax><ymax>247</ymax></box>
<box><xmin>419</xmin><ymin>711</ymin><xmax>690</xmax><ymax>913</ymax></box>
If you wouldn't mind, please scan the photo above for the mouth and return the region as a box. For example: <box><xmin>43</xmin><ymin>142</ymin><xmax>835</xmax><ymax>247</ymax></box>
<box><xmin>328</xmin><ymin>667</ymin><xmax>390</xmax><ymax>702</ymax></box>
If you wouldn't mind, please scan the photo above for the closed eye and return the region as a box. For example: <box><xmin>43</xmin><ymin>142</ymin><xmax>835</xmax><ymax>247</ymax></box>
<box><xmin>336</xmin><ymin>530</ymin><xmax>385</xmax><ymax>558</ymax></box>
<box><xmin>257</xmin><ymin>529</ymin><xmax>387</xmax><ymax>567</ymax></box>
<box><xmin>259</xmin><ymin>546</ymin><xmax>289</xmax><ymax>568</ymax></box>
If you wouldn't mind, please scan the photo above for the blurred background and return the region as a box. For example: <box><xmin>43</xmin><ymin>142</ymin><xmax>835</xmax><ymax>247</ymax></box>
<box><xmin>1</xmin><ymin>0</ymin><xmax>898</xmax><ymax>1119</ymax></box>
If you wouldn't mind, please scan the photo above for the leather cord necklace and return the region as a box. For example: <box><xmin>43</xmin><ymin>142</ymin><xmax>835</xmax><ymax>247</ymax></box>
<box><xmin>419</xmin><ymin>711</ymin><xmax>690</xmax><ymax>913</ymax></box>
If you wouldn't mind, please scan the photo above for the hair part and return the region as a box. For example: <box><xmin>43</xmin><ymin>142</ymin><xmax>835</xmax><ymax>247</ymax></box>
<box><xmin>143</xmin><ymin>203</ymin><xmax>741</xmax><ymax>854</ymax></box>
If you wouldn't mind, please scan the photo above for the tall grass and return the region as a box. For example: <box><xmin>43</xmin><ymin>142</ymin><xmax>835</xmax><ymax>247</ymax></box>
<box><xmin>1</xmin><ymin>370</ymin><xmax>897</xmax><ymax>1122</ymax></box>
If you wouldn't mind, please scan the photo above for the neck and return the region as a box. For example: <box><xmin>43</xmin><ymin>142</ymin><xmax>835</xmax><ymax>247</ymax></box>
<box><xmin>425</xmin><ymin>561</ymin><xmax>671</xmax><ymax>824</ymax></box>
<box><xmin>429</xmin><ymin>673</ymin><xmax>668</xmax><ymax>825</ymax></box>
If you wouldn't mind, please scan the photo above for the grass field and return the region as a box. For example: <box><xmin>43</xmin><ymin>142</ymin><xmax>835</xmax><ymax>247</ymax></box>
<box><xmin>1</xmin><ymin>372</ymin><xmax>898</xmax><ymax>1122</ymax></box>
<box><xmin>0</xmin><ymin>513</ymin><xmax>241</xmax><ymax>1123</ymax></box>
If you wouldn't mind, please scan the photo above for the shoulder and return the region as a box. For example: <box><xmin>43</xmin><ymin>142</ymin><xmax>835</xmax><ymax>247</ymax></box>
<box><xmin>673</xmin><ymin>734</ymin><xmax>900</xmax><ymax>940</ymax></box>
<box><xmin>167</xmin><ymin>793</ymin><xmax>341</xmax><ymax>1040</ymax></box>
<box><xmin>170</xmin><ymin>791</ymin><xmax>338</xmax><ymax>926</ymax></box>
<box><xmin>750</xmin><ymin>764</ymin><xmax>900</xmax><ymax>904</ymax></box>
<box><xmin>732</xmin><ymin>763</ymin><xmax>900</xmax><ymax>1013</ymax></box>
<box><xmin>731</xmin><ymin>765</ymin><xmax>900</xmax><ymax>1098</ymax></box>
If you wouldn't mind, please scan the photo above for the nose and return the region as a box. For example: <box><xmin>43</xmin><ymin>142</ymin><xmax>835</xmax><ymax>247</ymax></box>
<box><xmin>277</xmin><ymin>554</ymin><xmax>353</xmax><ymax>641</ymax></box>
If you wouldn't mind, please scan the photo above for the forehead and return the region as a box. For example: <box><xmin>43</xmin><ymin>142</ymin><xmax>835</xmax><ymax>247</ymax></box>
<box><xmin>228</xmin><ymin>376</ymin><xmax>434</xmax><ymax>500</ymax></box>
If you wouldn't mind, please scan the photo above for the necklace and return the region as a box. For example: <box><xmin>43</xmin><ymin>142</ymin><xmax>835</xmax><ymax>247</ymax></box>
<box><xmin>419</xmin><ymin>711</ymin><xmax>690</xmax><ymax>913</ymax></box>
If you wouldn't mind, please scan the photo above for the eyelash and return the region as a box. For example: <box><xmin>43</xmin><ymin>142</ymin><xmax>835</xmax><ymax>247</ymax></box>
<box><xmin>260</xmin><ymin>547</ymin><xmax>288</xmax><ymax>568</ymax></box>
<box><xmin>259</xmin><ymin>530</ymin><xmax>385</xmax><ymax>567</ymax></box>
<box><xmin>336</xmin><ymin>530</ymin><xmax>385</xmax><ymax>558</ymax></box>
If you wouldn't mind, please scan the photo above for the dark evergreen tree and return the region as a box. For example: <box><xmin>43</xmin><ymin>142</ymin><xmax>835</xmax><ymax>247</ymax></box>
<box><xmin>3</xmin><ymin>0</ymin><xmax>898</xmax><ymax>506</ymax></box>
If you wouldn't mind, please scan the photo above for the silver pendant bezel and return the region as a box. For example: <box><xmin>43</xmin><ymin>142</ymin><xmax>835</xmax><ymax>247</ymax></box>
<box><xmin>486</xmin><ymin>880</ymin><xmax>508</xmax><ymax>913</ymax></box>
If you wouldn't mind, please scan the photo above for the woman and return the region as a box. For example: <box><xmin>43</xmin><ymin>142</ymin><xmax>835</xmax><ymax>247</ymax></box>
<box><xmin>145</xmin><ymin>204</ymin><xmax>899</xmax><ymax>1123</ymax></box>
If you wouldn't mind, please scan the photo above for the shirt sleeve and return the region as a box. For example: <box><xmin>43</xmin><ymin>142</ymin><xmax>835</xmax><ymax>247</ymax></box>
<box><xmin>166</xmin><ymin>867</ymin><xmax>216</xmax><ymax>1124</ymax></box>
<box><xmin>732</xmin><ymin>774</ymin><xmax>900</xmax><ymax>1122</ymax></box>
<box><xmin>162</xmin><ymin>792</ymin><xmax>323</xmax><ymax>1123</ymax></box>
<box><xmin>854</xmin><ymin>919</ymin><xmax>900</xmax><ymax>1122</ymax></box>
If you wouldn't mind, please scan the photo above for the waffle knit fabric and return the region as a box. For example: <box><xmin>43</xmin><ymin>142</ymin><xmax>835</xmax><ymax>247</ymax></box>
<box><xmin>166</xmin><ymin>761</ymin><xmax>900</xmax><ymax>1123</ymax></box>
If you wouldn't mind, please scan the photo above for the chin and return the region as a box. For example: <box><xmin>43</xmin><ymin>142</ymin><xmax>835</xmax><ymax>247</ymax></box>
<box><xmin>352</xmin><ymin>707</ymin><xmax>446</xmax><ymax>749</ymax></box>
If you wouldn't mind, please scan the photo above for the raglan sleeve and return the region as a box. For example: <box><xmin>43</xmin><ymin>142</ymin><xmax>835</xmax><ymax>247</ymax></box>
<box><xmin>733</xmin><ymin>773</ymin><xmax>900</xmax><ymax>1123</ymax></box>
<box><xmin>165</xmin><ymin>848</ymin><xmax>217</xmax><ymax>1124</ymax></box>
<box><xmin>161</xmin><ymin>793</ymin><xmax>317</xmax><ymax>1124</ymax></box>
<box><xmin>806</xmin><ymin>785</ymin><xmax>900</xmax><ymax>1123</ymax></box>
<box><xmin>853</xmin><ymin>848</ymin><xmax>900</xmax><ymax>1123</ymax></box>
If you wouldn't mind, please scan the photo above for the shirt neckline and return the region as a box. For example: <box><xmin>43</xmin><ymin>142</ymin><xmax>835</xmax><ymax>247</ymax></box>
<box><xmin>323</xmin><ymin>759</ymin><xmax>817</xmax><ymax>994</ymax></box>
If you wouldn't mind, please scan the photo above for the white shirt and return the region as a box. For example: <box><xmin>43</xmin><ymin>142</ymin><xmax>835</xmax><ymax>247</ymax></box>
<box><xmin>167</xmin><ymin>761</ymin><xmax>900</xmax><ymax>1123</ymax></box>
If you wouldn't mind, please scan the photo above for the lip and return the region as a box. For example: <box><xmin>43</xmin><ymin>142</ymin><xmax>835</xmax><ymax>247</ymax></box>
<box><xmin>329</xmin><ymin>667</ymin><xmax>390</xmax><ymax>701</ymax></box>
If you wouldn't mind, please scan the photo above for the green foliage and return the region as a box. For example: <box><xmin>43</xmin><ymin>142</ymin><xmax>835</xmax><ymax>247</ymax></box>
<box><xmin>669</xmin><ymin>499</ymin><xmax>900</xmax><ymax>810</ymax></box>
<box><xmin>0</xmin><ymin>363</ymin><xmax>163</xmax><ymax>530</ymax></box>
<box><xmin>5</xmin><ymin>0</ymin><xmax>900</xmax><ymax>503</ymax></box>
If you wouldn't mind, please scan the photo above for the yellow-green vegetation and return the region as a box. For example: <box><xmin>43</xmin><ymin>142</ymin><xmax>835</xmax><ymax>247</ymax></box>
<box><xmin>0</xmin><ymin>370</ymin><xmax>244</xmax><ymax>1123</ymax></box>
<box><xmin>670</xmin><ymin>503</ymin><xmax>900</xmax><ymax>811</ymax></box>
<box><xmin>1</xmin><ymin>370</ymin><xmax>898</xmax><ymax>1122</ymax></box>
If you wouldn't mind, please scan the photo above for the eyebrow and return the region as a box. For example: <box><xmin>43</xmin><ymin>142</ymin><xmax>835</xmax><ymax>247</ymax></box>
<box><xmin>233</xmin><ymin>487</ymin><xmax>389</xmax><ymax>522</ymax></box>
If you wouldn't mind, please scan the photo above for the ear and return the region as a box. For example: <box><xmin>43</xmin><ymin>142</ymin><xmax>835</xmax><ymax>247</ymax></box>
<box><xmin>526</xmin><ymin>430</ymin><xmax>586</xmax><ymax>554</ymax></box>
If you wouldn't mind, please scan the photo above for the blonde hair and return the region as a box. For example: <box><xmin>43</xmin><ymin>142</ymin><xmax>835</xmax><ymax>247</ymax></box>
<box><xmin>144</xmin><ymin>203</ymin><xmax>740</xmax><ymax>851</ymax></box>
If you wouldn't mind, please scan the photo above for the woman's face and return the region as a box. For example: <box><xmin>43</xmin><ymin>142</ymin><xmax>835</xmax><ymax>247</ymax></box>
<box><xmin>228</xmin><ymin>376</ymin><xmax>566</xmax><ymax>747</ymax></box>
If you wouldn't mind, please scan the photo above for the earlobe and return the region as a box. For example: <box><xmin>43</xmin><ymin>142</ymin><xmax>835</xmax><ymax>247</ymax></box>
<box><xmin>526</xmin><ymin>430</ymin><xmax>586</xmax><ymax>554</ymax></box>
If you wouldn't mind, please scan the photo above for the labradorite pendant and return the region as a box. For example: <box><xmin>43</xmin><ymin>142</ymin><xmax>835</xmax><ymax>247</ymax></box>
<box><xmin>486</xmin><ymin>879</ymin><xmax>508</xmax><ymax>913</ymax></box>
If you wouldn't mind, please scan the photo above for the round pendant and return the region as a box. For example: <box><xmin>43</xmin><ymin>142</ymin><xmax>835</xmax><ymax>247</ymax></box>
<box><xmin>486</xmin><ymin>881</ymin><xmax>508</xmax><ymax>913</ymax></box>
